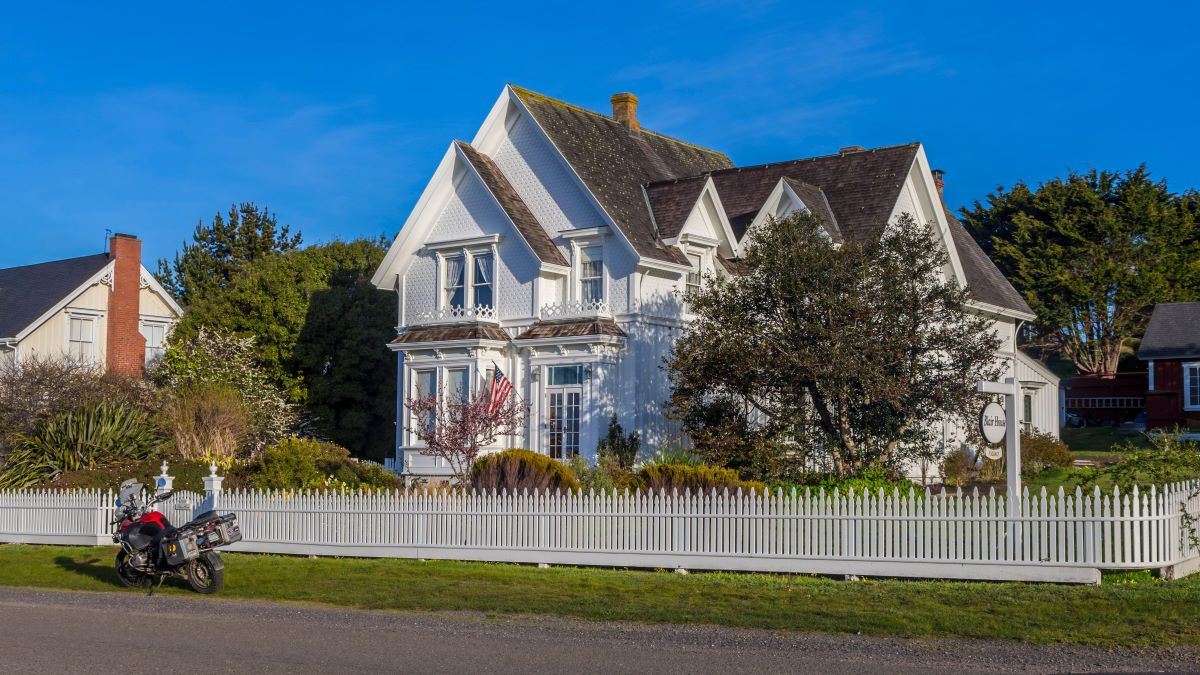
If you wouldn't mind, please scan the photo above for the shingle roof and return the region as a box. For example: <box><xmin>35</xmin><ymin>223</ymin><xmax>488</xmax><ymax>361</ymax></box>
<box><xmin>454</xmin><ymin>141</ymin><xmax>569</xmax><ymax>267</ymax></box>
<box><xmin>782</xmin><ymin>178</ymin><xmax>842</xmax><ymax>242</ymax></box>
<box><xmin>390</xmin><ymin>324</ymin><xmax>510</xmax><ymax>345</ymax></box>
<box><xmin>0</xmin><ymin>254</ymin><xmax>110</xmax><ymax>338</ymax></box>
<box><xmin>945</xmin><ymin>212</ymin><xmax>1033</xmax><ymax>316</ymax></box>
<box><xmin>1137</xmin><ymin>302</ymin><xmax>1200</xmax><ymax>360</ymax></box>
<box><xmin>515</xmin><ymin>318</ymin><xmax>626</xmax><ymax>340</ymax></box>
<box><xmin>685</xmin><ymin>143</ymin><xmax>920</xmax><ymax>243</ymax></box>
<box><xmin>511</xmin><ymin>86</ymin><xmax>733</xmax><ymax>266</ymax></box>
<box><xmin>645</xmin><ymin>179</ymin><xmax>709</xmax><ymax>241</ymax></box>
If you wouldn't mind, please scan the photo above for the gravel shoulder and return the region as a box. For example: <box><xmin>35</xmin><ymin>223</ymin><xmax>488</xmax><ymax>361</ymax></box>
<box><xmin>0</xmin><ymin>586</ymin><xmax>1196</xmax><ymax>674</ymax></box>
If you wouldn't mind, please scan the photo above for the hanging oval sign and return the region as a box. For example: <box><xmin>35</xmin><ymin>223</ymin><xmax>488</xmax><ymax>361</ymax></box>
<box><xmin>979</xmin><ymin>401</ymin><xmax>1006</xmax><ymax>446</ymax></box>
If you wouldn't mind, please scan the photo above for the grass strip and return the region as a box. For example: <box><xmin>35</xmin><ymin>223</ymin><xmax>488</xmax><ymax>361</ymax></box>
<box><xmin>1</xmin><ymin>544</ymin><xmax>1197</xmax><ymax>647</ymax></box>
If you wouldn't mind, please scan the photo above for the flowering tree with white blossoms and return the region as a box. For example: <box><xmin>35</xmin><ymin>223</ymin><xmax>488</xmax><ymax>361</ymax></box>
<box><xmin>406</xmin><ymin>391</ymin><xmax>525</xmax><ymax>486</ymax></box>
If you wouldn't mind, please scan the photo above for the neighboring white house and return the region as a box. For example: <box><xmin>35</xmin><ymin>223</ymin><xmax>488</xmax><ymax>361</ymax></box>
<box><xmin>372</xmin><ymin>85</ymin><xmax>1059</xmax><ymax>480</ymax></box>
<box><xmin>0</xmin><ymin>233</ymin><xmax>182</xmax><ymax>376</ymax></box>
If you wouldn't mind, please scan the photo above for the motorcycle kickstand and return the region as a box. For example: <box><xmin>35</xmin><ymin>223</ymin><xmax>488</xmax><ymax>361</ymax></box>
<box><xmin>147</xmin><ymin>574</ymin><xmax>167</xmax><ymax>597</ymax></box>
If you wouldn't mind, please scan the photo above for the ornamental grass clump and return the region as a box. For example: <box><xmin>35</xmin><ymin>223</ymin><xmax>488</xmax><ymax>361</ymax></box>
<box><xmin>470</xmin><ymin>449</ymin><xmax>580</xmax><ymax>493</ymax></box>
<box><xmin>0</xmin><ymin>400</ymin><xmax>165</xmax><ymax>489</ymax></box>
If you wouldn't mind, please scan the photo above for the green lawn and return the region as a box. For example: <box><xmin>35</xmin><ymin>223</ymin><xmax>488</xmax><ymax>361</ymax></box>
<box><xmin>2</xmin><ymin>544</ymin><xmax>1198</xmax><ymax>647</ymax></box>
<box><xmin>1061</xmin><ymin>427</ymin><xmax>1149</xmax><ymax>455</ymax></box>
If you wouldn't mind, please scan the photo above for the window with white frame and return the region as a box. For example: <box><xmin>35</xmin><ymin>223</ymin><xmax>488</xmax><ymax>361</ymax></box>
<box><xmin>1185</xmin><ymin>362</ymin><xmax>1200</xmax><ymax>411</ymax></box>
<box><xmin>67</xmin><ymin>316</ymin><xmax>96</xmax><ymax>362</ymax></box>
<box><xmin>1022</xmin><ymin>392</ymin><xmax>1034</xmax><ymax>432</ymax></box>
<box><xmin>579</xmin><ymin>246</ymin><xmax>603</xmax><ymax>304</ymax></box>
<box><xmin>443</xmin><ymin>256</ymin><xmax>466</xmax><ymax>309</ymax></box>
<box><xmin>473</xmin><ymin>253</ymin><xmax>493</xmax><ymax>309</ymax></box>
<box><xmin>413</xmin><ymin>369</ymin><xmax>438</xmax><ymax>440</ymax></box>
<box><xmin>446</xmin><ymin>367</ymin><xmax>471</xmax><ymax>402</ymax></box>
<box><xmin>141</xmin><ymin>322</ymin><xmax>167</xmax><ymax>365</ymax></box>
<box><xmin>685</xmin><ymin>253</ymin><xmax>702</xmax><ymax>310</ymax></box>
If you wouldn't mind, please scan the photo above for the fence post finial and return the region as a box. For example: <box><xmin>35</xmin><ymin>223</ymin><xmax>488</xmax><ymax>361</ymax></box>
<box><xmin>203</xmin><ymin>461</ymin><xmax>224</xmax><ymax>499</ymax></box>
<box><xmin>155</xmin><ymin>461</ymin><xmax>174</xmax><ymax>495</ymax></box>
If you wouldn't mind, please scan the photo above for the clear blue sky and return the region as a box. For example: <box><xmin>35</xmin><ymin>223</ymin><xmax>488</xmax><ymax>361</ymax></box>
<box><xmin>2</xmin><ymin>1</ymin><xmax>1197</xmax><ymax>268</ymax></box>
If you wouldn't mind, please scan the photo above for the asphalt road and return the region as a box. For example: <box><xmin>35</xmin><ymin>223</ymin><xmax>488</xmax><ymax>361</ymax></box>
<box><xmin>0</xmin><ymin>587</ymin><xmax>1196</xmax><ymax>674</ymax></box>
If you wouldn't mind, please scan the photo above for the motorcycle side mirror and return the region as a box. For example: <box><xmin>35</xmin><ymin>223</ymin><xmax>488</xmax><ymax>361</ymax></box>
<box><xmin>115</xmin><ymin>498</ymin><xmax>122</xmax><ymax>507</ymax></box>
<box><xmin>156</xmin><ymin>477</ymin><xmax>166</xmax><ymax>488</ymax></box>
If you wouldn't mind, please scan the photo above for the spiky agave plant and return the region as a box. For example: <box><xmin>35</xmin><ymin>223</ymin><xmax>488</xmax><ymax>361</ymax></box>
<box><xmin>0</xmin><ymin>400</ymin><xmax>164</xmax><ymax>489</ymax></box>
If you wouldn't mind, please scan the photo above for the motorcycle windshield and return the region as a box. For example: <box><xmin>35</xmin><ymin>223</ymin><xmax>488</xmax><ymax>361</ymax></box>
<box><xmin>118</xmin><ymin>480</ymin><xmax>143</xmax><ymax>504</ymax></box>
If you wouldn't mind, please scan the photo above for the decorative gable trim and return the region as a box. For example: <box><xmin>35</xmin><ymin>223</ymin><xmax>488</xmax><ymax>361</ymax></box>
<box><xmin>139</xmin><ymin>266</ymin><xmax>184</xmax><ymax>318</ymax></box>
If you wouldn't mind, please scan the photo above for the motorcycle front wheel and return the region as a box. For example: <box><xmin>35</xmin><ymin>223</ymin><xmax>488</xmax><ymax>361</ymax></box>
<box><xmin>186</xmin><ymin>554</ymin><xmax>224</xmax><ymax>594</ymax></box>
<box><xmin>115</xmin><ymin>550</ymin><xmax>152</xmax><ymax>588</ymax></box>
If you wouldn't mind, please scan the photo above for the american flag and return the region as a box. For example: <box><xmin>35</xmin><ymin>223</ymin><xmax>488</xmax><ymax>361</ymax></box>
<box><xmin>487</xmin><ymin>366</ymin><xmax>514</xmax><ymax>414</ymax></box>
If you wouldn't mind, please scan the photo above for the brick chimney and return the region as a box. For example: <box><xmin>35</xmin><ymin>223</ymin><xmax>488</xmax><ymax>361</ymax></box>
<box><xmin>611</xmin><ymin>92</ymin><xmax>640</xmax><ymax>135</ymax></box>
<box><xmin>931</xmin><ymin>169</ymin><xmax>946</xmax><ymax>203</ymax></box>
<box><xmin>105</xmin><ymin>233</ymin><xmax>145</xmax><ymax>377</ymax></box>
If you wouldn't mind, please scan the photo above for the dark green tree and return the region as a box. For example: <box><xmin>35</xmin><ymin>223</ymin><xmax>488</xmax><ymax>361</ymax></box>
<box><xmin>961</xmin><ymin>167</ymin><xmax>1200</xmax><ymax>375</ymax></box>
<box><xmin>157</xmin><ymin>203</ymin><xmax>302</xmax><ymax>305</ymax></box>
<box><xmin>667</xmin><ymin>211</ymin><xmax>1000</xmax><ymax>479</ymax></box>
<box><xmin>170</xmin><ymin>239</ymin><xmax>396</xmax><ymax>459</ymax></box>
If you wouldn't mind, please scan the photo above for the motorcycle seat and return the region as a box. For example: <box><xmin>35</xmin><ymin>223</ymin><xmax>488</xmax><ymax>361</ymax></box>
<box><xmin>184</xmin><ymin>510</ymin><xmax>220</xmax><ymax>528</ymax></box>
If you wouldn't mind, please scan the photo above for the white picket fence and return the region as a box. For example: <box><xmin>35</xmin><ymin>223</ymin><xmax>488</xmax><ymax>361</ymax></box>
<box><xmin>3</xmin><ymin>481</ymin><xmax>1198</xmax><ymax>584</ymax></box>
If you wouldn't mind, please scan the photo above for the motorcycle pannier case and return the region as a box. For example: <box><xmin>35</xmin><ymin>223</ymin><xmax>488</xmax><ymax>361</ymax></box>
<box><xmin>163</xmin><ymin>533</ymin><xmax>200</xmax><ymax>566</ymax></box>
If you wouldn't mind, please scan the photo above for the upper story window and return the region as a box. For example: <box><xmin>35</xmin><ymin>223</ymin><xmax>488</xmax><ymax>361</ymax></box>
<box><xmin>473</xmin><ymin>254</ymin><xmax>493</xmax><ymax>309</ymax></box>
<box><xmin>68</xmin><ymin>316</ymin><xmax>96</xmax><ymax>363</ymax></box>
<box><xmin>579</xmin><ymin>246</ymin><xmax>603</xmax><ymax>304</ymax></box>
<box><xmin>686</xmin><ymin>253</ymin><xmax>702</xmax><ymax>299</ymax></box>
<box><xmin>444</xmin><ymin>256</ymin><xmax>466</xmax><ymax>308</ymax></box>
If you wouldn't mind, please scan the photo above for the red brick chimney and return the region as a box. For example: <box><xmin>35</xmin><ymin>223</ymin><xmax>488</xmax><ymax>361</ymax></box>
<box><xmin>106</xmin><ymin>233</ymin><xmax>145</xmax><ymax>377</ymax></box>
<box><xmin>611</xmin><ymin>92</ymin><xmax>640</xmax><ymax>135</ymax></box>
<box><xmin>932</xmin><ymin>169</ymin><xmax>946</xmax><ymax>203</ymax></box>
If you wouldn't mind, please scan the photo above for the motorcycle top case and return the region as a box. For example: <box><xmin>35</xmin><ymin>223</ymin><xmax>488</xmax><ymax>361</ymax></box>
<box><xmin>163</xmin><ymin>532</ymin><xmax>200</xmax><ymax>566</ymax></box>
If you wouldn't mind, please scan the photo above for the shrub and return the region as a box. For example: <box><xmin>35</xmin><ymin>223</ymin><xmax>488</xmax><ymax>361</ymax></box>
<box><xmin>161</xmin><ymin>384</ymin><xmax>250</xmax><ymax>460</ymax></box>
<box><xmin>0</xmin><ymin>355</ymin><xmax>153</xmax><ymax>456</ymax></box>
<box><xmin>470</xmin><ymin>449</ymin><xmax>580</xmax><ymax>493</ymax></box>
<box><xmin>940</xmin><ymin>449</ymin><xmax>975</xmax><ymax>487</ymax></box>
<box><xmin>815</xmin><ymin>466</ymin><xmax>920</xmax><ymax>495</ymax></box>
<box><xmin>596</xmin><ymin>415</ymin><xmax>640</xmax><ymax>468</ymax></box>
<box><xmin>645</xmin><ymin>447</ymin><xmax>702</xmax><ymax>467</ymax></box>
<box><xmin>156</xmin><ymin>328</ymin><xmax>299</xmax><ymax>454</ymax></box>
<box><xmin>637</xmin><ymin>463</ymin><xmax>762</xmax><ymax>494</ymax></box>
<box><xmin>1020</xmin><ymin>431</ymin><xmax>1074</xmax><ymax>477</ymax></box>
<box><xmin>568</xmin><ymin>453</ymin><xmax>639</xmax><ymax>493</ymax></box>
<box><xmin>0</xmin><ymin>400</ymin><xmax>165</xmax><ymax>489</ymax></box>
<box><xmin>251</xmin><ymin>437</ymin><xmax>401</xmax><ymax>491</ymax></box>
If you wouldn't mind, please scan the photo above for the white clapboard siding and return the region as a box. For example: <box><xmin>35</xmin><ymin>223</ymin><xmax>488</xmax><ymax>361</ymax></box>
<box><xmin>3</xmin><ymin>481</ymin><xmax>1198</xmax><ymax>584</ymax></box>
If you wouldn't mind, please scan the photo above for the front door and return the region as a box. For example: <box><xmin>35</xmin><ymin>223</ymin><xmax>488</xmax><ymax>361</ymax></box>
<box><xmin>545</xmin><ymin>365</ymin><xmax>583</xmax><ymax>459</ymax></box>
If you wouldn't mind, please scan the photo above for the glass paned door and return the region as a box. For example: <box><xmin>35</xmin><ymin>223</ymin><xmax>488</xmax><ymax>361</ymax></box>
<box><xmin>546</xmin><ymin>387</ymin><xmax>581</xmax><ymax>460</ymax></box>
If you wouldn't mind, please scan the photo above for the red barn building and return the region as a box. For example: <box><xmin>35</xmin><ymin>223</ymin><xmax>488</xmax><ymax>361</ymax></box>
<box><xmin>1138</xmin><ymin>302</ymin><xmax>1200</xmax><ymax>430</ymax></box>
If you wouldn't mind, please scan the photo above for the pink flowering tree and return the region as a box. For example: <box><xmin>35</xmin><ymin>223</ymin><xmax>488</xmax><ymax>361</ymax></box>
<box><xmin>406</xmin><ymin>392</ymin><xmax>526</xmax><ymax>486</ymax></box>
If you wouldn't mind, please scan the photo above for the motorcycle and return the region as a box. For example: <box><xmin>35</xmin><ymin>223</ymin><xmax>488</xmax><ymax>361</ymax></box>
<box><xmin>112</xmin><ymin>479</ymin><xmax>242</xmax><ymax>594</ymax></box>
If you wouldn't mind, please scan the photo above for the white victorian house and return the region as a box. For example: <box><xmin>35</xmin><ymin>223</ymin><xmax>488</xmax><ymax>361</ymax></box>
<box><xmin>372</xmin><ymin>85</ymin><xmax>1059</xmax><ymax>480</ymax></box>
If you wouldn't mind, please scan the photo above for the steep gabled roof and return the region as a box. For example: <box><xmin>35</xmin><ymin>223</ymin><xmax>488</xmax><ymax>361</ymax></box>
<box><xmin>1137</xmin><ymin>302</ymin><xmax>1200</xmax><ymax>360</ymax></box>
<box><xmin>781</xmin><ymin>178</ymin><xmax>842</xmax><ymax>242</ymax></box>
<box><xmin>644</xmin><ymin>179</ymin><xmax>710</xmax><ymax>241</ymax></box>
<box><xmin>945</xmin><ymin>212</ymin><xmax>1033</xmax><ymax>316</ymax></box>
<box><xmin>511</xmin><ymin>86</ymin><xmax>733</xmax><ymax>266</ymax></box>
<box><xmin>694</xmin><ymin>143</ymin><xmax>920</xmax><ymax>243</ymax></box>
<box><xmin>455</xmin><ymin>141</ymin><xmax>568</xmax><ymax>267</ymax></box>
<box><xmin>0</xmin><ymin>254</ymin><xmax>111</xmax><ymax>338</ymax></box>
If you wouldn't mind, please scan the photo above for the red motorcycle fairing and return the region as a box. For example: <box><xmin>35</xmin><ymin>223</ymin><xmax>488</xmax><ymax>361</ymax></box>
<box><xmin>141</xmin><ymin>511</ymin><xmax>168</xmax><ymax>528</ymax></box>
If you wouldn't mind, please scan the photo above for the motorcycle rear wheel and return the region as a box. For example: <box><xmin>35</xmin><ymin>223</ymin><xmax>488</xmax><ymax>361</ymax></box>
<box><xmin>186</xmin><ymin>555</ymin><xmax>224</xmax><ymax>594</ymax></box>
<box><xmin>115</xmin><ymin>551</ymin><xmax>152</xmax><ymax>588</ymax></box>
